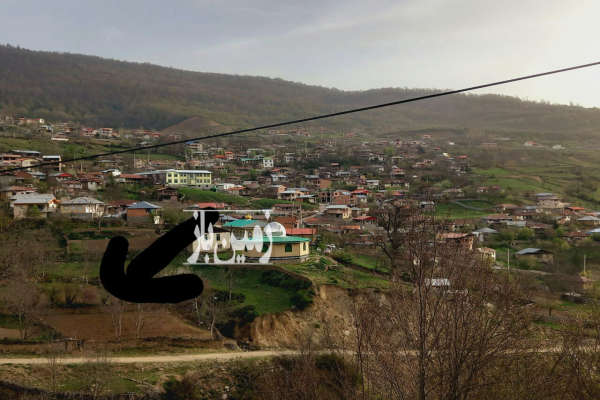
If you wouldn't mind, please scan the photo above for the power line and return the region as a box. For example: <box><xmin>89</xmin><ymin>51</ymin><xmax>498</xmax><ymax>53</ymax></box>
<box><xmin>2</xmin><ymin>60</ymin><xmax>600</xmax><ymax>173</ymax></box>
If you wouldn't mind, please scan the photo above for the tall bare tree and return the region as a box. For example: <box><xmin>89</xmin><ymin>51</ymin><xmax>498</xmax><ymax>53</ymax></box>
<box><xmin>353</xmin><ymin>204</ymin><xmax>531</xmax><ymax>400</ymax></box>
<box><xmin>2</xmin><ymin>275</ymin><xmax>44</xmax><ymax>340</ymax></box>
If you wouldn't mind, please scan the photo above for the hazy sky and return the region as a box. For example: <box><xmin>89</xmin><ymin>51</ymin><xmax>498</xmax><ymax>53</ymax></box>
<box><xmin>3</xmin><ymin>0</ymin><xmax>600</xmax><ymax>107</ymax></box>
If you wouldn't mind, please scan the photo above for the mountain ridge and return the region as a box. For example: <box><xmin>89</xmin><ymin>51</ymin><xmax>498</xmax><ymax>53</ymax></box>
<box><xmin>1</xmin><ymin>44</ymin><xmax>600</xmax><ymax>139</ymax></box>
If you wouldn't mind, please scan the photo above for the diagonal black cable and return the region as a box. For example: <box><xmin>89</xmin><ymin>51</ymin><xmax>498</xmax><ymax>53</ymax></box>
<box><xmin>2</xmin><ymin>60</ymin><xmax>600</xmax><ymax>174</ymax></box>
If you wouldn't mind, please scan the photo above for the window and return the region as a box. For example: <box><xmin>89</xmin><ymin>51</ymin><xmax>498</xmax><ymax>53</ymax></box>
<box><xmin>303</xmin><ymin>242</ymin><xmax>307</xmax><ymax>251</ymax></box>
<box><xmin>262</xmin><ymin>242</ymin><xmax>269</xmax><ymax>252</ymax></box>
<box><xmin>285</xmin><ymin>243</ymin><xmax>293</xmax><ymax>252</ymax></box>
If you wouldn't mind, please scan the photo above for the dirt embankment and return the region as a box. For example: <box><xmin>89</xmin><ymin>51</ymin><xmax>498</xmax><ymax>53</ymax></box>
<box><xmin>239</xmin><ymin>285</ymin><xmax>373</xmax><ymax>349</ymax></box>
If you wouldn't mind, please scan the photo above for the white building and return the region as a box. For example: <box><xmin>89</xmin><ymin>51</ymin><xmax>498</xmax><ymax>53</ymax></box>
<box><xmin>139</xmin><ymin>169</ymin><xmax>212</xmax><ymax>188</ymax></box>
<box><xmin>262</xmin><ymin>157</ymin><xmax>274</xmax><ymax>169</ymax></box>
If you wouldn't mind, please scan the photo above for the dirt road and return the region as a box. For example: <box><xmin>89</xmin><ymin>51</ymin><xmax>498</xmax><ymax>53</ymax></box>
<box><xmin>0</xmin><ymin>346</ymin><xmax>583</xmax><ymax>365</ymax></box>
<box><xmin>0</xmin><ymin>350</ymin><xmax>300</xmax><ymax>365</ymax></box>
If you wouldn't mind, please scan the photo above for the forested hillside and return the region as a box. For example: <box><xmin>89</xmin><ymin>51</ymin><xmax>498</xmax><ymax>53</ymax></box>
<box><xmin>2</xmin><ymin>44</ymin><xmax>600</xmax><ymax>138</ymax></box>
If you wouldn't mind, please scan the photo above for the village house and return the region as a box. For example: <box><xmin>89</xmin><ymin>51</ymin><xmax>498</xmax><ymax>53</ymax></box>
<box><xmin>242</xmin><ymin>235</ymin><xmax>310</xmax><ymax>261</ymax></box>
<box><xmin>264</xmin><ymin>184</ymin><xmax>286</xmax><ymax>198</ymax></box>
<box><xmin>441</xmin><ymin>188</ymin><xmax>464</xmax><ymax>198</ymax></box>
<box><xmin>279</xmin><ymin>188</ymin><xmax>308</xmax><ymax>201</ymax></box>
<box><xmin>126</xmin><ymin>201</ymin><xmax>162</xmax><ymax>225</ymax></box>
<box><xmin>565</xmin><ymin>231</ymin><xmax>590</xmax><ymax>242</ymax></box>
<box><xmin>537</xmin><ymin>194</ymin><xmax>566</xmax><ymax>211</ymax></box>
<box><xmin>0</xmin><ymin>186</ymin><xmax>35</xmax><ymax>200</ymax></box>
<box><xmin>577</xmin><ymin>215</ymin><xmax>600</xmax><ymax>226</ymax></box>
<box><xmin>494</xmin><ymin>203</ymin><xmax>520</xmax><ymax>213</ymax></box>
<box><xmin>472</xmin><ymin>227</ymin><xmax>498</xmax><ymax>242</ymax></box>
<box><xmin>516</xmin><ymin>248</ymin><xmax>554</xmax><ymax>264</ymax></box>
<box><xmin>12</xmin><ymin>193</ymin><xmax>58</xmax><ymax>219</ymax></box>
<box><xmin>565</xmin><ymin>206</ymin><xmax>586</xmax><ymax>215</ymax></box>
<box><xmin>324</xmin><ymin>205</ymin><xmax>352</xmax><ymax>219</ymax></box>
<box><xmin>483</xmin><ymin>214</ymin><xmax>513</xmax><ymax>225</ymax></box>
<box><xmin>190</xmin><ymin>226</ymin><xmax>232</xmax><ymax>253</ymax></box>
<box><xmin>438</xmin><ymin>232</ymin><xmax>474</xmax><ymax>251</ymax></box>
<box><xmin>285</xmin><ymin>227</ymin><xmax>317</xmax><ymax>242</ymax></box>
<box><xmin>116</xmin><ymin>174</ymin><xmax>147</xmax><ymax>184</ymax></box>
<box><xmin>477</xmin><ymin>247</ymin><xmax>497</xmax><ymax>262</ymax></box>
<box><xmin>42</xmin><ymin>155</ymin><xmax>62</xmax><ymax>171</ymax></box>
<box><xmin>59</xmin><ymin>197</ymin><xmax>105</xmax><ymax>219</ymax></box>
<box><xmin>274</xmin><ymin>216</ymin><xmax>298</xmax><ymax>230</ymax></box>
<box><xmin>223</xmin><ymin>219</ymin><xmax>268</xmax><ymax>236</ymax></box>
<box><xmin>140</xmin><ymin>169</ymin><xmax>212</xmax><ymax>188</ymax></box>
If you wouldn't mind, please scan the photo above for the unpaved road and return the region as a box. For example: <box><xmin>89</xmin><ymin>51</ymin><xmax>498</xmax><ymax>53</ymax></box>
<box><xmin>0</xmin><ymin>346</ymin><xmax>590</xmax><ymax>365</ymax></box>
<box><xmin>0</xmin><ymin>350</ymin><xmax>300</xmax><ymax>365</ymax></box>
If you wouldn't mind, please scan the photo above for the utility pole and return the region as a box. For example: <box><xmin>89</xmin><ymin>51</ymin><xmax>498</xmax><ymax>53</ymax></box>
<box><xmin>507</xmin><ymin>249</ymin><xmax>510</xmax><ymax>276</ymax></box>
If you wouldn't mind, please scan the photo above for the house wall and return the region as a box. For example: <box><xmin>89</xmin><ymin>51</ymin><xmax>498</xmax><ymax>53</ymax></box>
<box><xmin>126</xmin><ymin>209</ymin><xmax>154</xmax><ymax>225</ymax></box>
<box><xmin>243</xmin><ymin>241</ymin><xmax>309</xmax><ymax>259</ymax></box>
<box><xmin>60</xmin><ymin>204</ymin><xmax>104</xmax><ymax>217</ymax></box>
<box><xmin>191</xmin><ymin>232</ymin><xmax>232</xmax><ymax>252</ymax></box>
<box><xmin>14</xmin><ymin>204</ymin><xmax>50</xmax><ymax>219</ymax></box>
<box><xmin>127</xmin><ymin>209</ymin><xmax>149</xmax><ymax>218</ymax></box>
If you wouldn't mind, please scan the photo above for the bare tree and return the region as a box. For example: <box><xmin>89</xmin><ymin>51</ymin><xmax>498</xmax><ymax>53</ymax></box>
<box><xmin>106</xmin><ymin>297</ymin><xmax>125</xmax><ymax>342</ymax></box>
<box><xmin>2</xmin><ymin>275</ymin><xmax>44</xmax><ymax>340</ymax></box>
<box><xmin>553</xmin><ymin>303</ymin><xmax>600</xmax><ymax>399</ymax></box>
<box><xmin>135</xmin><ymin>303</ymin><xmax>145</xmax><ymax>339</ymax></box>
<box><xmin>44</xmin><ymin>341</ymin><xmax>63</xmax><ymax>394</ymax></box>
<box><xmin>80</xmin><ymin>352</ymin><xmax>114</xmax><ymax>400</ymax></box>
<box><xmin>353</xmin><ymin>204</ymin><xmax>531</xmax><ymax>400</ymax></box>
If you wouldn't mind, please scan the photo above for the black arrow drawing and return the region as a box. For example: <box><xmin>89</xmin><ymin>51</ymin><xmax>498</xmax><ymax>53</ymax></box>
<box><xmin>100</xmin><ymin>210</ymin><xmax>219</xmax><ymax>303</ymax></box>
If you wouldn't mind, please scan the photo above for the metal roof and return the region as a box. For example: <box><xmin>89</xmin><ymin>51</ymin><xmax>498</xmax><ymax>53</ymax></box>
<box><xmin>13</xmin><ymin>193</ymin><xmax>55</xmax><ymax>204</ymax></box>
<box><xmin>244</xmin><ymin>235</ymin><xmax>310</xmax><ymax>243</ymax></box>
<box><xmin>473</xmin><ymin>227</ymin><xmax>498</xmax><ymax>234</ymax></box>
<box><xmin>223</xmin><ymin>219</ymin><xmax>266</xmax><ymax>228</ymax></box>
<box><xmin>127</xmin><ymin>201</ymin><xmax>161</xmax><ymax>209</ymax></box>
<box><xmin>516</xmin><ymin>248</ymin><xmax>548</xmax><ymax>255</ymax></box>
<box><xmin>61</xmin><ymin>197</ymin><xmax>104</xmax><ymax>205</ymax></box>
<box><xmin>139</xmin><ymin>169</ymin><xmax>211</xmax><ymax>175</ymax></box>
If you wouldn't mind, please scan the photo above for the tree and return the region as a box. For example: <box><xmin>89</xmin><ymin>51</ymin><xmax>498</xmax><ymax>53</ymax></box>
<box><xmin>352</xmin><ymin>205</ymin><xmax>530</xmax><ymax>400</ymax></box>
<box><xmin>135</xmin><ymin>303</ymin><xmax>145</xmax><ymax>339</ymax></box>
<box><xmin>105</xmin><ymin>296</ymin><xmax>125</xmax><ymax>342</ymax></box>
<box><xmin>2</xmin><ymin>276</ymin><xmax>43</xmax><ymax>339</ymax></box>
<box><xmin>372</xmin><ymin>201</ymin><xmax>415</xmax><ymax>272</ymax></box>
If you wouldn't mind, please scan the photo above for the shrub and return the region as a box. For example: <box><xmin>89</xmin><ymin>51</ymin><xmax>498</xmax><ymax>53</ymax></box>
<box><xmin>162</xmin><ymin>376</ymin><xmax>200</xmax><ymax>400</ymax></box>
<box><xmin>332</xmin><ymin>250</ymin><xmax>353</xmax><ymax>265</ymax></box>
<box><xmin>230</xmin><ymin>305</ymin><xmax>259</xmax><ymax>325</ymax></box>
<box><xmin>260</xmin><ymin>270</ymin><xmax>311</xmax><ymax>290</ymax></box>
<box><xmin>291</xmin><ymin>288</ymin><xmax>315</xmax><ymax>310</ymax></box>
<box><xmin>516</xmin><ymin>227</ymin><xmax>534</xmax><ymax>241</ymax></box>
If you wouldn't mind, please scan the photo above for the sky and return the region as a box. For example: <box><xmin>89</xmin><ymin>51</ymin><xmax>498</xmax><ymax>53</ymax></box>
<box><xmin>2</xmin><ymin>0</ymin><xmax>600</xmax><ymax>107</ymax></box>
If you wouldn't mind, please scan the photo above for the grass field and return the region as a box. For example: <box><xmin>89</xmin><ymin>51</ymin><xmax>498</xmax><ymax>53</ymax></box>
<box><xmin>192</xmin><ymin>266</ymin><xmax>297</xmax><ymax>315</ymax></box>
<box><xmin>281</xmin><ymin>258</ymin><xmax>390</xmax><ymax>289</ymax></box>
<box><xmin>178</xmin><ymin>188</ymin><xmax>250</xmax><ymax>206</ymax></box>
<box><xmin>435</xmin><ymin>203</ymin><xmax>489</xmax><ymax>219</ymax></box>
<box><xmin>349</xmin><ymin>252</ymin><xmax>391</xmax><ymax>274</ymax></box>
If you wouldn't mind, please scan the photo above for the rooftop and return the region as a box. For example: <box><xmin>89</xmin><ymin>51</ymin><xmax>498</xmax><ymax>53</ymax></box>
<box><xmin>127</xmin><ymin>201</ymin><xmax>161</xmax><ymax>210</ymax></box>
<box><xmin>61</xmin><ymin>197</ymin><xmax>104</xmax><ymax>205</ymax></box>
<box><xmin>13</xmin><ymin>193</ymin><xmax>55</xmax><ymax>204</ymax></box>
<box><xmin>223</xmin><ymin>219</ymin><xmax>266</xmax><ymax>228</ymax></box>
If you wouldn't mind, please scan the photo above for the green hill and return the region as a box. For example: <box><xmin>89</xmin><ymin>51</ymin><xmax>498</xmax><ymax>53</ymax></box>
<box><xmin>2</xmin><ymin>44</ymin><xmax>600</xmax><ymax>139</ymax></box>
